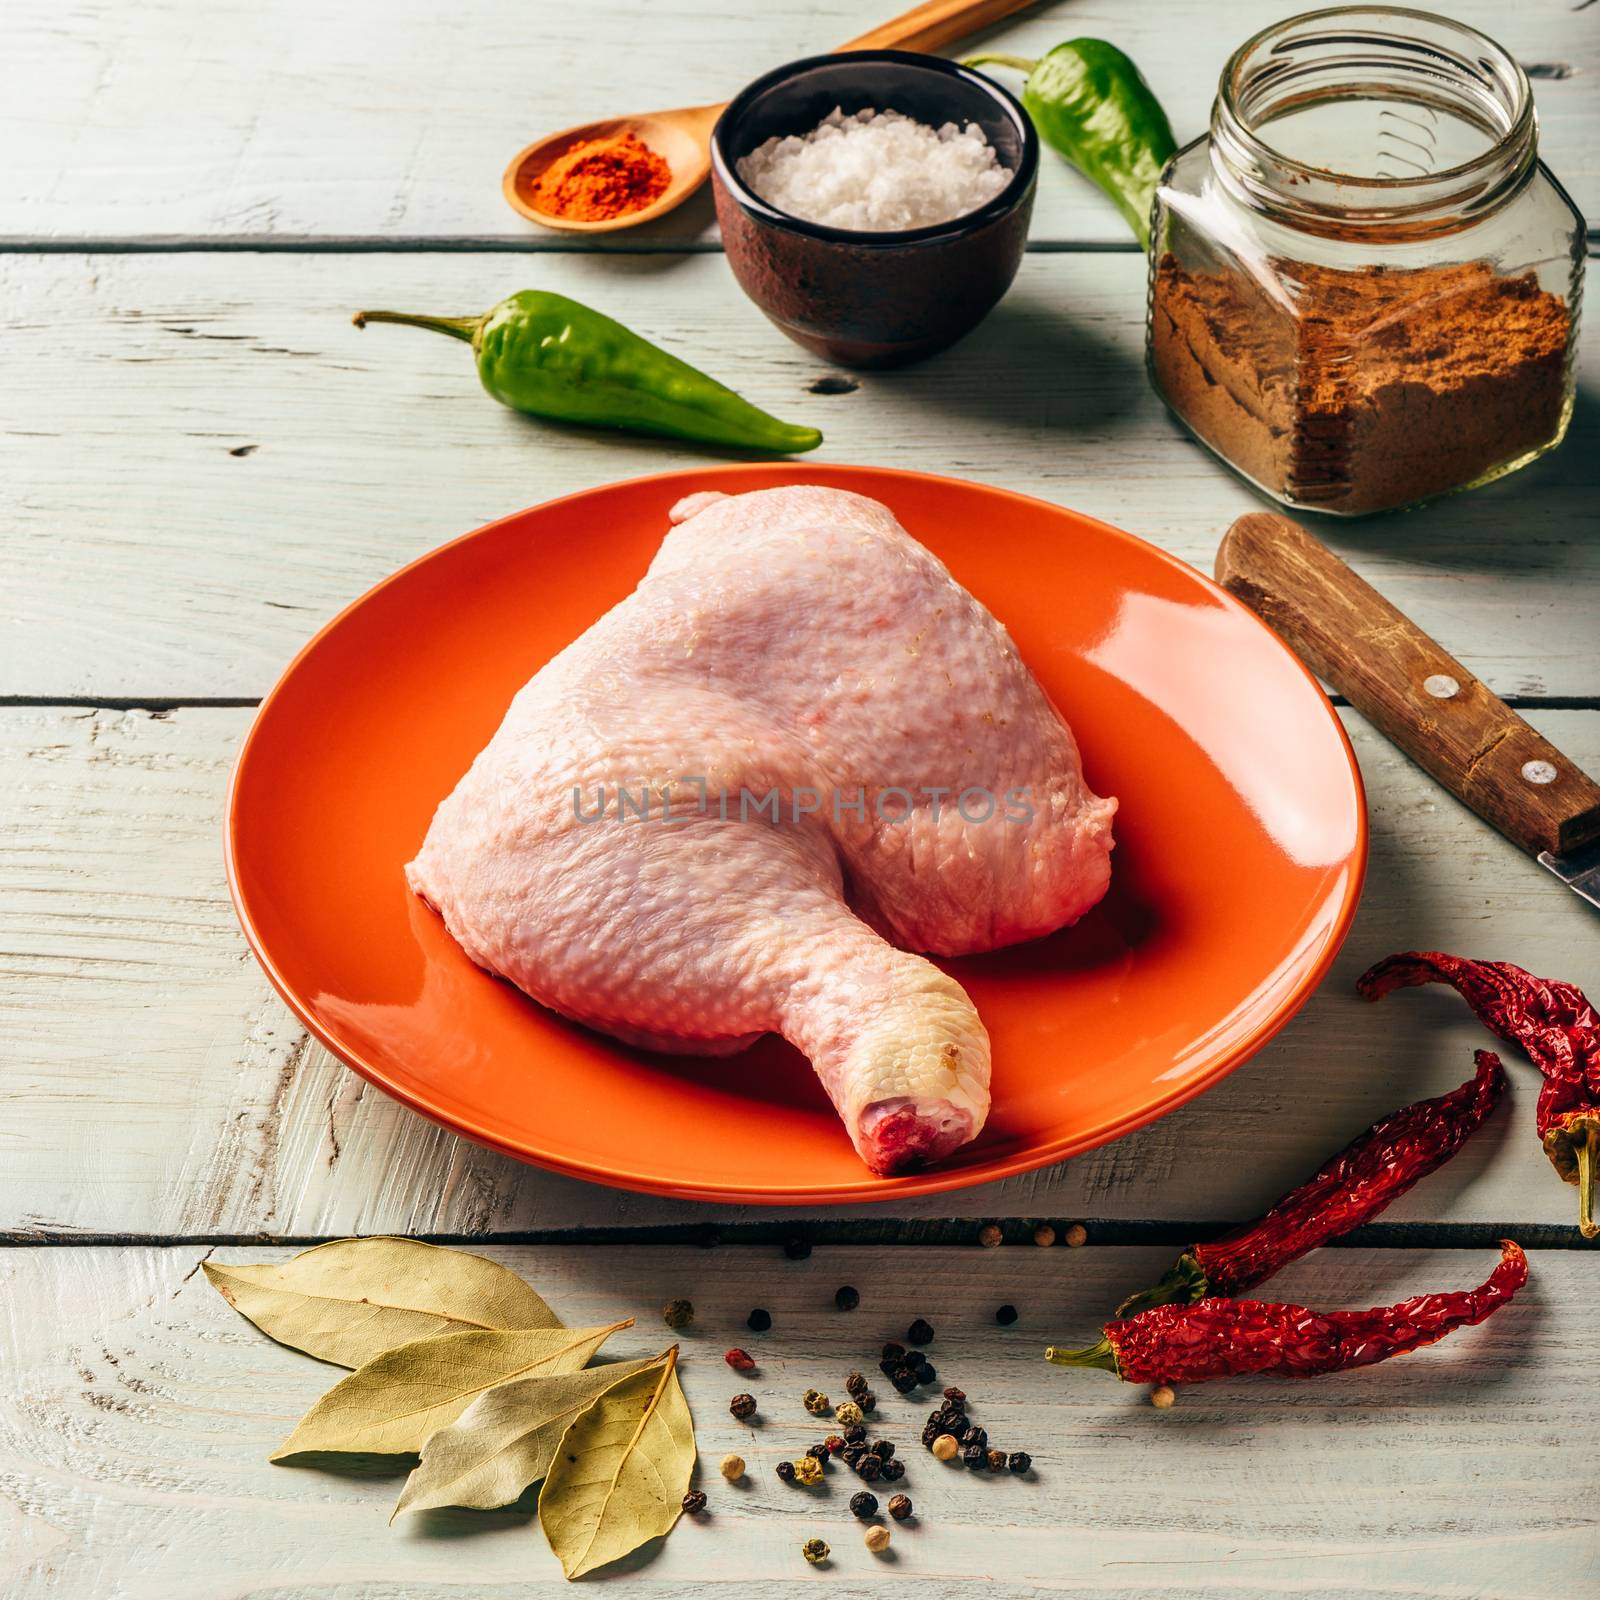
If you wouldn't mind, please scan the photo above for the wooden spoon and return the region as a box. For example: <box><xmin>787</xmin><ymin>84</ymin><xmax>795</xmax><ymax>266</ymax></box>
<box><xmin>503</xmin><ymin>0</ymin><xmax>1040</xmax><ymax>234</ymax></box>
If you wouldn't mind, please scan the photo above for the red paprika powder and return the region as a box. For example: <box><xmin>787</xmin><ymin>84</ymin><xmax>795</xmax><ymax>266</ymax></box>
<box><xmin>532</xmin><ymin>131</ymin><xmax>670</xmax><ymax>222</ymax></box>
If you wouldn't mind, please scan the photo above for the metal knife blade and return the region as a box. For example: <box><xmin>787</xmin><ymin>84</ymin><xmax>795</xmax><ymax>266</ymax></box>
<box><xmin>1540</xmin><ymin>840</ymin><xmax>1600</xmax><ymax>913</ymax></box>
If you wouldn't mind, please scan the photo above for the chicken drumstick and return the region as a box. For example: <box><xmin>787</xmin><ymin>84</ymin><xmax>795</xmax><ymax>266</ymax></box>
<box><xmin>408</xmin><ymin>486</ymin><xmax>1115</xmax><ymax>1174</ymax></box>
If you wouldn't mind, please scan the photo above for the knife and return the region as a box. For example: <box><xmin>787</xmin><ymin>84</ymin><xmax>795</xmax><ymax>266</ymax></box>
<box><xmin>1216</xmin><ymin>512</ymin><xmax>1600</xmax><ymax>912</ymax></box>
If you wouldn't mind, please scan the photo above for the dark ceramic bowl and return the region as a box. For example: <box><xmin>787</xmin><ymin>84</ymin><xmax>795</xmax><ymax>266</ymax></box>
<box><xmin>711</xmin><ymin>52</ymin><xmax>1039</xmax><ymax>368</ymax></box>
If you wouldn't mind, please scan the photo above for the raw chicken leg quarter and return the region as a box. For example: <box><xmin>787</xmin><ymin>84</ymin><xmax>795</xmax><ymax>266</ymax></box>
<box><xmin>408</xmin><ymin>486</ymin><xmax>1116</xmax><ymax>1175</ymax></box>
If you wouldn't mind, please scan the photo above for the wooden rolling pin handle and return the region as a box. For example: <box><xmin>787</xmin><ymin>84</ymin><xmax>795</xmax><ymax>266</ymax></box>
<box><xmin>838</xmin><ymin>0</ymin><xmax>1038</xmax><ymax>55</ymax></box>
<box><xmin>1216</xmin><ymin>512</ymin><xmax>1600</xmax><ymax>860</ymax></box>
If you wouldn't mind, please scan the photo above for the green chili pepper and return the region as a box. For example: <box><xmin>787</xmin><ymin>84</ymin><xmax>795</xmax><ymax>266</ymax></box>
<box><xmin>353</xmin><ymin>291</ymin><xmax>821</xmax><ymax>454</ymax></box>
<box><xmin>966</xmin><ymin>40</ymin><xmax>1176</xmax><ymax>249</ymax></box>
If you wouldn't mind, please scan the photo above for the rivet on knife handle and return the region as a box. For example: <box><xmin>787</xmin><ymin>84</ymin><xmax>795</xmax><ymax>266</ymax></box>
<box><xmin>1215</xmin><ymin>512</ymin><xmax>1600</xmax><ymax>860</ymax></box>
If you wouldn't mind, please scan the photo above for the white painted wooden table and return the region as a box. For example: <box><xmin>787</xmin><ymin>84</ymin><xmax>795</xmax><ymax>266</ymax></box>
<box><xmin>2</xmin><ymin>2</ymin><xmax>1596</xmax><ymax>1595</ymax></box>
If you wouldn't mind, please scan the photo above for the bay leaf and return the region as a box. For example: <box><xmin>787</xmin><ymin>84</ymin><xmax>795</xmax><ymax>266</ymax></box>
<box><xmin>271</xmin><ymin>1320</ymin><xmax>629</xmax><ymax>1461</ymax></box>
<box><xmin>538</xmin><ymin>1347</ymin><xmax>695</xmax><ymax>1579</ymax></box>
<box><xmin>391</xmin><ymin>1352</ymin><xmax>665</xmax><ymax>1520</ymax></box>
<box><xmin>204</xmin><ymin>1237</ymin><xmax>559</xmax><ymax>1368</ymax></box>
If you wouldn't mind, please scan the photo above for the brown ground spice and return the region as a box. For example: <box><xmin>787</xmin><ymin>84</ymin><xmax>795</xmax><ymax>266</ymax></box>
<box><xmin>1150</xmin><ymin>254</ymin><xmax>1571</xmax><ymax>514</ymax></box>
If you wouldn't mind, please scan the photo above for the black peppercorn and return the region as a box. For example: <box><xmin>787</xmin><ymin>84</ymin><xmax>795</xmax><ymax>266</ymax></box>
<box><xmin>834</xmin><ymin>1285</ymin><xmax>860</xmax><ymax>1311</ymax></box>
<box><xmin>995</xmin><ymin>1304</ymin><xmax>1019</xmax><ymax>1326</ymax></box>
<box><xmin>872</xmin><ymin>1440</ymin><xmax>895</xmax><ymax>1461</ymax></box>
<box><xmin>729</xmin><ymin>1392</ymin><xmax>757</xmax><ymax>1421</ymax></box>
<box><xmin>841</xmin><ymin>1443</ymin><xmax>865</xmax><ymax>1467</ymax></box>
<box><xmin>849</xmin><ymin>1491</ymin><xmax>879</xmax><ymax>1520</ymax></box>
<box><xmin>881</xmin><ymin>1341</ymin><xmax>906</xmax><ymax>1362</ymax></box>
<box><xmin>888</xmin><ymin>1493</ymin><xmax>913</xmax><ymax>1520</ymax></box>
<box><xmin>880</xmin><ymin>1457</ymin><xmax>905</xmax><ymax>1482</ymax></box>
<box><xmin>915</xmin><ymin>1363</ymin><xmax>937</xmax><ymax>1386</ymax></box>
<box><xmin>962</xmin><ymin>1442</ymin><xmax>987</xmax><ymax>1471</ymax></box>
<box><xmin>747</xmin><ymin>1307</ymin><xmax>772</xmax><ymax>1332</ymax></box>
<box><xmin>845</xmin><ymin>1371</ymin><xmax>868</xmax><ymax>1395</ymax></box>
<box><xmin>878</xmin><ymin>1359</ymin><xmax>900</xmax><ymax>1379</ymax></box>
<box><xmin>964</xmin><ymin>1426</ymin><xmax>988</xmax><ymax>1452</ymax></box>
<box><xmin>682</xmin><ymin>1489</ymin><xmax>707</xmax><ymax>1513</ymax></box>
<box><xmin>855</xmin><ymin>1453</ymin><xmax>882</xmax><ymax>1482</ymax></box>
<box><xmin>661</xmin><ymin>1298</ymin><xmax>694</xmax><ymax>1329</ymax></box>
<box><xmin>776</xmin><ymin>1460</ymin><xmax>796</xmax><ymax>1483</ymax></box>
<box><xmin>783</xmin><ymin>1238</ymin><xmax>811</xmax><ymax>1260</ymax></box>
<box><xmin>843</xmin><ymin>1423</ymin><xmax>866</xmax><ymax>1444</ymax></box>
<box><xmin>906</xmin><ymin>1318</ymin><xmax>934</xmax><ymax>1346</ymax></box>
<box><xmin>890</xmin><ymin>1366</ymin><xmax>919</xmax><ymax>1394</ymax></box>
<box><xmin>1007</xmin><ymin>1452</ymin><xmax>1032</xmax><ymax>1474</ymax></box>
<box><xmin>920</xmin><ymin>1420</ymin><xmax>941</xmax><ymax>1447</ymax></box>
<box><xmin>943</xmin><ymin>1386</ymin><xmax>966</xmax><ymax>1406</ymax></box>
<box><xmin>986</xmin><ymin>1449</ymin><xmax>1007</xmax><ymax>1473</ymax></box>
<box><xmin>807</xmin><ymin>1443</ymin><xmax>831</xmax><ymax>1463</ymax></box>
<box><xmin>859</xmin><ymin>1390</ymin><xmax>877</xmax><ymax>1413</ymax></box>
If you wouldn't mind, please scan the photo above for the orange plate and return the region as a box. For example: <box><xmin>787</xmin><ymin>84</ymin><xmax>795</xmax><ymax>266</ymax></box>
<box><xmin>227</xmin><ymin>465</ymin><xmax>1366</xmax><ymax>1205</ymax></box>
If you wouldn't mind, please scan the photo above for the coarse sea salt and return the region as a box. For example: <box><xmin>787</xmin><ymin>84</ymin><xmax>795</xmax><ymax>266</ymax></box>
<box><xmin>736</xmin><ymin>107</ymin><xmax>1012</xmax><ymax>232</ymax></box>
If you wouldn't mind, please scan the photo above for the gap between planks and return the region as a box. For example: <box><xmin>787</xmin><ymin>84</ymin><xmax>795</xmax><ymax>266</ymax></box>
<box><xmin>0</xmin><ymin>237</ymin><xmax>1146</xmax><ymax>255</ymax></box>
<box><xmin>0</xmin><ymin>237</ymin><xmax>1593</xmax><ymax>255</ymax></box>
<box><xmin>2</xmin><ymin>1222</ymin><xmax>1592</xmax><ymax>1250</ymax></box>
<box><xmin>5</xmin><ymin>695</ymin><xmax>1600</xmax><ymax>712</ymax></box>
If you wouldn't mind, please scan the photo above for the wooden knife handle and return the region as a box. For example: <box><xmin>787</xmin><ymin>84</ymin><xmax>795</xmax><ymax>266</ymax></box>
<box><xmin>838</xmin><ymin>0</ymin><xmax>1037</xmax><ymax>55</ymax></box>
<box><xmin>1216</xmin><ymin>512</ymin><xmax>1600</xmax><ymax>859</ymax></box>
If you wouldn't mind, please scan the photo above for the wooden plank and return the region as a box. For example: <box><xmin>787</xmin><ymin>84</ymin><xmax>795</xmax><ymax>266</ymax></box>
<box><xmin>4</xmin><ymin>0</ymin><xmax>1595</xmax><ymax>247</ymax></box>
<box><xmin>3</xmin><ymin>249</ymin><xmax>1595</xmax><ymax>702</ymax></box>
<box><xmin>1</xmin><ymin>1243</ymin><xmax>1592</xmax><ymax>1598</ymax></box>
<box><xmin>4</xmin><ymin>704</ymin><xmax>1598</xmax><ymax>1240</ymax></box>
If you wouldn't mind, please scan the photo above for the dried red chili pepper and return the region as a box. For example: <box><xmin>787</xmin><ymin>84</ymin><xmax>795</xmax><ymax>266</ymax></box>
<box><xmin>1191</xmin><ymin>1050</ymin><xmax>1506</xmax><ymax>1291</ymax></box>
<box><xmin>1047</xmin><ymin>1241</ymin><xmax>1526</xmax><ymax>1384</ymax></box>
<box><xmin>1111</xmin><ymin>1051</ymin><xmax>1507</xmax><ymax>1320</ymax></box>
<box><xmin>1359</xmin><ymin>952</ymin><xmax>1600</xmax><ymax>1237</ymax></box>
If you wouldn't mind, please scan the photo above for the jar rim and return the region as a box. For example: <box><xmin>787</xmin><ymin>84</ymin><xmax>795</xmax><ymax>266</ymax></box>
<box><xmin>1213</xmin><ymin>5</ymin><xmax>1535</xmax><ymax>230</ymax></box>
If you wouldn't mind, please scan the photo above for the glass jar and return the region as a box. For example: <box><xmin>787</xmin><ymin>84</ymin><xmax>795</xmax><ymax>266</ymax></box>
<box><xmin>1146</xmin><ymin>7</ymin><xmax>1583</xmax><ymax>516</ymax></box>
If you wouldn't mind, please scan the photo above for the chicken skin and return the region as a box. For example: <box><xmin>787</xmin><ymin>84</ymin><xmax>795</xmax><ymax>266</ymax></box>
<box><xmin>407</xmin><ymin>486</ymin><xmax>1115</xmax><ymax>1174</ymax></box>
